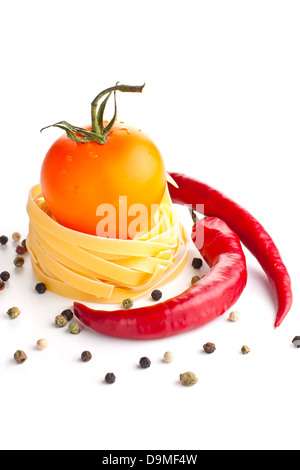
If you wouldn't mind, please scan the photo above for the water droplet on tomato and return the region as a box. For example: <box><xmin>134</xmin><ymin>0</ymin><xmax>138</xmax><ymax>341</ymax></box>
<box><xmin>89</xmin><ymin>152</ymin><xmax>99</xmax><ymax>159</ymax></box>
<box><xmin>66</xmin><ymin>156</ymin><xmax>73</xmax><ymax>162</ymax></box>
<box><xmin>120</xmin><ymin>127</ymin><xmax>131</xmax><ymax>135</ymax></box>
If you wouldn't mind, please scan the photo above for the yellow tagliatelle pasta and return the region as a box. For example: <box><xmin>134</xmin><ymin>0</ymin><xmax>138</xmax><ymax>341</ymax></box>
<box><xmin>26</xmin><ymin>183</ymin><xmax>188</xmax><ymax>303</ymax></box>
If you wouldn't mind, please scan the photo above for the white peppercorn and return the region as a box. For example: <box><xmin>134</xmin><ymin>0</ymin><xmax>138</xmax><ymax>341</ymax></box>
<box><xmin>163</xmin><ymin>351</ymin><xmax>175</xmax><ymax>363</ymax></box>
<box><xmin>229</xmin><ymin>311</ymin><xmax>240</xmax><ymax>322</ymax></box>
<box><xmin>36</xmin><ymin>339</ymin><xmax>48</xmax><ymax>351</ymax></box>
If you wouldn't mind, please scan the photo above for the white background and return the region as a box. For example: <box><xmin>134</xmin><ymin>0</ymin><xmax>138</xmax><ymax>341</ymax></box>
<box><xmin>0</xmin><ymin>0</ymin><xmax>299</xmax><ymax>451</ymax></box>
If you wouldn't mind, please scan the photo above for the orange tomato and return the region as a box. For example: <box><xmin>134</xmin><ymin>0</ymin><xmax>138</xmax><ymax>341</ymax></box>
<box><xmin>40</xmin><ymin>121</ymin><xmax>166</xmax><ymax>239</ymax></box>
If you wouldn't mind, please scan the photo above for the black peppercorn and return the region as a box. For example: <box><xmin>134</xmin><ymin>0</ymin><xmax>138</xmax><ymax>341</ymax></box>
<box><xmin>0</xmin><ymin>271</ymin><xmax>10</xmax><ymax>282</ymax></box>
<box><xmin>35</xmin><ymin>283</ymin><xmax>47</xmax><ymax>294</ymax></box>
<box><xmin>192</xmin><ymin>258</ymin><xmax>203</xmax><ymax>269</ymax></box>
<box><xmin>151</xmin><ymin>289</ymin><xmax>162</xmax><ymax>301</ymax></box>
<box><xmin>0</xmin><ymin>235</ymin><xmax>8</xmax><ymax>245</ymax></box>
<box><xmin>203</xmin><ymin>342</ymin><xmax>216</xmax><ymax>354</ymax></box>
<box><xmin>0</xmin><ymin>281</ymin><xmax>5</xmax><ymax>291</ymax></box>
<box><xmin>105</xmin><ymin>372</ymin><xmax>116</xmax><ymax>384</ymax></box>
<box><xmin>292</xmin><ymin>336</ymin><xmax>300</xmax><ymax>348</ymax></box>
<box><xmin>61</xmin><ymin>309</ymin><xmax>73</xmax><ymax>322</ymax></box>
<box><xmin>139</xmin><ymin>356</ymin><xmax>151</xmax><ymax>368</ymax></box>
<box><xmin>81</xmin><ymin>351</ymin><xmax>92</xmax><ymax>362</ymax></box>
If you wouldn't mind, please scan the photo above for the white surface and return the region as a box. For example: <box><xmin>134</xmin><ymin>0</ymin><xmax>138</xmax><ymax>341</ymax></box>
<box><xmin>0</xmin><ymin>0</ymin><xmax>299</xmax><ymax>451</ymax></box>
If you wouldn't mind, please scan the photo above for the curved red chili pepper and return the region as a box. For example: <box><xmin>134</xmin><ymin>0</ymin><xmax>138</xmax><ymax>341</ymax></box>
<box><xmin>74</xmin><ymin>217</ymin><xmax>248</xmax><ymax>340</ymax></box>
<box><xmin>168</xmin><ymin>172</ymin><xmax>293</xmax><ymax>327</ymax></box>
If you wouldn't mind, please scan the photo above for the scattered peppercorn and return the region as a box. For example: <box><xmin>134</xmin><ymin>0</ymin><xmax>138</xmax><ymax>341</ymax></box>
<box><xmin>7</xmin><ymin>307</ymin><xmax>21</xmax><ymax>320</ymax></box>
<box><xmin>180</xmin><ymin>371</ymin><xmax>198</xmax><ymax>386</ymax></box>
<box><xmin>229</xmin><ymin>310</ymin><xmax>240</xmax><ymax>322</ymax></box>
<box><xmin>192</xmin><ymin>257</ymin><xmax>203</xmax><ymax>269</ymax></box>
<box><xmin>0</xmin><ymin>281</ymin><xmax>5</xmax><ymax>291</ymax></box>
<box><xmin>203</xmin><ymin>342</ymin><xmax>216</xmax><ymax>354</ymax></box>
<box><xmin>12</xmin><ymin>232</ymin><xmax>21</xmax><ymax>243</ymax></box>
<box><xmin>16</xmin><ymin>245</ymin><xmax>26</xmax><ymax>255</ymax></box>
<box><xmin>139</xmin><ymin>356</ymin><xmax>151</xmax><ymax>369</ymax></box>
<box><xmin>123</xmin><ymin>298</ymin><xmax>134</xmax><ymax>309</ymax></box>
<box><xmin>105</xmin><ymin>372</ymin><xmax>116</xmax><ymax>384</ymax></box>
<box><xmin>69</xmin><ymin>322</ymin><xmax>82</xmax><ymax>335</ymax></box>
<box><xmin>191</xmin><ymin>275</ymin><xmax>201</xmax><ymax>285</ymax></box>
<box><xmin>36</xmin><ymin>338</ymin><xmax>48</xmax><ymax>351</ymax></box>
<box><xmin>163</xmin><ymin>351</ymin><xmax>175</xmax><ymax>363</ymax></box>
<box><xmin>61</xmin><ymin>309</ymin><xmax>73</xmax><ymax>322</ymax></box>
<box><xmin>241</xmin><ymin>345</ymin><xmax>251</xmax><ymax>355</ymax></box>
<box><xmin>35</xmin><ymin>283</ymin><xmax>47</xmax><ymax>294</ymax></box>
<box><xmin>14</xmin><ymin>256</ymin><xmax>24</xmax><ymax>268</ymax></box>
<box><xmin>55</xmin><ymin>315</ymin><xmax>68</xmax><ymax>328</ymax></box>
<box><xmin>151</xmin><ymin>289</ymin><xmax>163</xmax><ymax>301</ymax></box>
<box><xmin>0</xmin><ymin>271</ymin><xmax>10</xmax><ymax>282</ymax></box>
<box><xmin>21</xmin><ymin>239</ymin><xmax>27</xmax><ymax>251</ymax></box>
<box><xmin>292</xmin><ymin>337</ymin><xmax>300</xmax><ymax>348</ymax></box>
<box><xmin>0</xmin><ymin>235</ymin><xmax>8</xmax><ymax>245</ymax></box>
<box><xmin>81</xmin><ymin>351</ymin><xmax>92</xmax><ymax>362</ymax></box>
<box><xmin>14</xmin><ymin>350</ymin><xmax>27</xmax><ymax>364</ymax></box>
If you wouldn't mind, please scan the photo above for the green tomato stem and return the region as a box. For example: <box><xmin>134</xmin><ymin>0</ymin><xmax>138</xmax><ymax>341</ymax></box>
<box><xmin>41</xmin><ymin>83</ymin><xmax>145</xmax><ymax>145</ymax></box>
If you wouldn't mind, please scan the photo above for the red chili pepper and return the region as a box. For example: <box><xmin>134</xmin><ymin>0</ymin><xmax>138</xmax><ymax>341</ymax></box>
<box><xmin>168</xmin><ymin>172</ymin><xmax>293</xmax><ymax>328</ymax></box>
<box><xmin>74</xmin><ymin>217</ymin><xmax>248</xmax><ymax>340</ymax></box>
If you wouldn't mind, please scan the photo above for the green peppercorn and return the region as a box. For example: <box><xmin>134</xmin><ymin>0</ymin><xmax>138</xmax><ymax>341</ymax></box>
<box><xmin>55</xmin><ymin>315</ymin><xmax>68</xmax><ymax>328</ymax></box>
<box><xmin>241</xmin><ymin>345</ymin><xmax>251</xmax><ymax>355</ymax></box>
<box><xmin>191</xmin><ymin>275</ymin><xmax>201</xmax><ymax>285</ymax></box>
<box><xmin>21</xmin><ymin>239</ymin><xmax>27</xmax><ymax>251</ymax></box>
<box><xmin>122</xmin><ymin>298</ymin><xmax>133</xmax><ymax>309</ymax></box>
<box><xmin>14</xmin><ymin>256</ymin><xmax>25</xmax><ymax>268</ymax></box>
<box><xmin>14</xmin><ymin>350</ymin><xmax>27</xmax><ymax>364</ymax></box>
<box><xmin>69</xmin><ymin>322</ymin><xmax>82</xmax><ymax>335</ymax></box>
<box><xmin>7</xmin><ymin>307</ymin><xmax>21</xmax><ymax>319</ymax></box>
<box><xmin>180</xmin><ymin>371</ymin><xmax>198</xmax><ymax>386</ymax></box>
<box><xmin>105</xmin><ymin>372</ymin><xmax>116</xmax><ymax>384</ymax></box>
